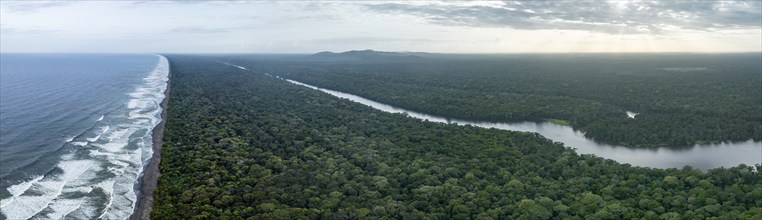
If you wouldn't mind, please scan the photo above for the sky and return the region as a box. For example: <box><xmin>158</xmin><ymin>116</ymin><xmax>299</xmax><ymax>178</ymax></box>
<box><xmin>1</xmin><ymin>0</ymin><xmax>761</xmax><ymax>53</ymax></box>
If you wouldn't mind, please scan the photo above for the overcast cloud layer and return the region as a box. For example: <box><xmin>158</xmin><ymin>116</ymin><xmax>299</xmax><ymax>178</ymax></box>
<box><xmin>1</xmin><ymin>1</ymin><xmax>760</xmax><ymax>53</ymax></box>
<box><xmin>365</xmin><ymin>1</ymin><xmax>762</xmax><ymax>34</ymax></box>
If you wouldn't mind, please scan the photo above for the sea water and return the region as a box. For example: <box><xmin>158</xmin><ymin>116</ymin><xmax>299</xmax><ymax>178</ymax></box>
<box><xmin>0</xmin><ymin>54</ymin><xmax>168</xmax><ymax>219</ymax></box>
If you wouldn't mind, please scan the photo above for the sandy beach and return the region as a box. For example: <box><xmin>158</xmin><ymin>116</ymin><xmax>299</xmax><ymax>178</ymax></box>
<box><xmin>130</xmin><ymin>74</ymin><xmax>170</xmax><ymax>220</ymax></box>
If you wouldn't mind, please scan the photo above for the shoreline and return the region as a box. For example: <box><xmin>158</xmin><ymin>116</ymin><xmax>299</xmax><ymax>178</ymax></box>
<box><xmin>130</xmin><ymin>68</ymin><xmax>170</xmax><ymax>220</ymax></box>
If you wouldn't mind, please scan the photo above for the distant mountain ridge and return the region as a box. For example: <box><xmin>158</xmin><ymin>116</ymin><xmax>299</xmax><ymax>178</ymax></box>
<box><xmin>309</xmin><ymin>49</ymin><xmax>424</xmax><ymax>61</ymax></box>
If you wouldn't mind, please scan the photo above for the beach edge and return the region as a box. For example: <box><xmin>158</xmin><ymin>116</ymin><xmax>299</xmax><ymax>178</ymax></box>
<box><xmin>130</xmin><ymin>60</ymin><xmax>170</xmax><ymax>220</ymax></box>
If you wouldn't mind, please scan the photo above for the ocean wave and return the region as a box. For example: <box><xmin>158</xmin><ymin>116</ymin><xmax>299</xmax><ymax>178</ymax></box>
<box><xmin>1</xmin><ymin>55</ymin><xmax>169</xmax><ymax>219</ymax></box>
<box><xmin>86</xmin><ymin>125</ymin><xmax>110</xmax><ymax>142</ymax></box>
<box><xmin>71</xmin><ymin>141</ymin><xmax>88</xmax><ymax>147</ymax></box>
<box><xmin>0</xmin><ymin>175</ymin><xmax>43</xmax><ymax>208</ymax></box>
<box><xmin>40</xmin><ymin>196</ymin><xmax>87</xmax><ymax>219</ymax></box>
<box><xmin>0</xmin><ymin>160</ymin><xmax>94</xmax><ymax>220</ymax></box>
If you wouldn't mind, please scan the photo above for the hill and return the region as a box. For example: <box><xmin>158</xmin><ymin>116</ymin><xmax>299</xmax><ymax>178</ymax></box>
<box><xmin>309</xmin><ymin>49</ymin><xmax>423</xmax><ymax>62</ymax></box>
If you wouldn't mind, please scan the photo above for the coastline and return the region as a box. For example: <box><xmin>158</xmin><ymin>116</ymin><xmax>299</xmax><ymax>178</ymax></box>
<box><xmin>130</xmin><ymin>69</ymin><xmax>170</xmax><ymax>220</ymax></box>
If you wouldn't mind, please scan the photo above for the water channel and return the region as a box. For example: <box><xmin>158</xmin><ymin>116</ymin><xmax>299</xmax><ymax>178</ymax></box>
<box><xmin>285</xmin><ymin>79</ymin><xmax>761</xmax><ymax>171</ymax></box>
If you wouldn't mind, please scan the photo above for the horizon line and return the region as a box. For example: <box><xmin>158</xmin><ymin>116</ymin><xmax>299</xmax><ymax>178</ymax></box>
<box><xmin>2</xmin><ymin>51</ymin><xmax>761</xmax><ymax>55</ymax></box>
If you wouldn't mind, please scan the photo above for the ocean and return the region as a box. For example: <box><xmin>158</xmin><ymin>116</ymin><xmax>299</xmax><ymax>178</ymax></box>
<box><xmin>0</xmin><ymin>54</ymin><xmax>168</xmax><ymax>219</ymax></box>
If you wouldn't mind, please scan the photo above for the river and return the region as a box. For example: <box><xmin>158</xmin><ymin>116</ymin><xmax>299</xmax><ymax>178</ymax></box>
<box><xmin>218</xmin><ymin>62</ymin><xmax>761</xmax><ymax>171</ymax></box>
<box><xmin>284</xmin><ymin>80</ymin><xmax>761</xmax><ymax>171</ymax></box>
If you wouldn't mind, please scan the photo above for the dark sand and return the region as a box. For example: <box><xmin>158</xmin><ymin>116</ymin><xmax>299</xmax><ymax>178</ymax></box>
<box><xmin>130</xmin><ymin>75</ymin><xmax>169</xmax><ymax>220</ymax></box>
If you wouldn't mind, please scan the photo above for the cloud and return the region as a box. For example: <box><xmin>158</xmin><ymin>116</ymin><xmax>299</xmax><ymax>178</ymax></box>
<box><xmin>1</xmin><ymin>1</ymin><xmax>71</xmax><ymax>14</ymax></box>
<box><xmin>288</xmin><ymin>14</ymin><xmax>342</xmax><ymax>21</ymax></box>
<box><xmin>0</xmin><ymin>26</ymin><xmax>61</xmax><ymax>34</ymax></box>
<box><xmin>170</xmin><ymin>26</ymin><xmax>232</xmax><ymax>34</ymax></box>
<box><xmin>311</xmin><ymin>37</ymin><xmax>437</xmax><ymax>44</ymax></box>
<box><xmin>364</xmin><ymin>1</ymin><xmax>762</xmax><ymax>34</ymax></box>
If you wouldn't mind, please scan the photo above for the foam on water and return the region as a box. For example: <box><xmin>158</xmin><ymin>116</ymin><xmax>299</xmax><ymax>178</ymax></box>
<box><xmin>86</xmin><ymin>125</ymin><xmax>110</xmax><ymax>142</ymax></box>
<box><xmin>0</xmin><ymin>175</ymin><xmax>43</xmax><ymax>208</ymax></box>
<box><xmin>1</xmin><ymin>55</ymin><xmax>169</xmax><ymax>219</ymax></box>
<box><xmin>0</xmin><ymin>160</ymin><xmax>94</xmax><ymax>219</ymax></box>
<box><xmin>41</xmin><ymin>197</ymin><xmax>86</xmax><ymax>219</ymax></box>
<box><xmin>94</xmin><ymin>180</ymin><xmax>116</xmax><ymax>219</ymax></box>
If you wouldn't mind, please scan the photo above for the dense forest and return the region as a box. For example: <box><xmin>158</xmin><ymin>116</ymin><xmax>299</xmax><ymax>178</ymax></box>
<box><xmin>152</xmin><ymin>55</ymin><xmax>762</xmax><ymax>219</ymax></box>
<box><xmin>217</xmin><ymin>52</ymin><xmax>762</xmax><ymax>147</ymax></box>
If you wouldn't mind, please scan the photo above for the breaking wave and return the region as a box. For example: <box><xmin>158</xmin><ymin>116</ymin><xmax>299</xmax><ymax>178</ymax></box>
<box><xmin>1</xmin><ymin>55</ymin><xmax>169</xmax><ymax>219</ymax></box>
